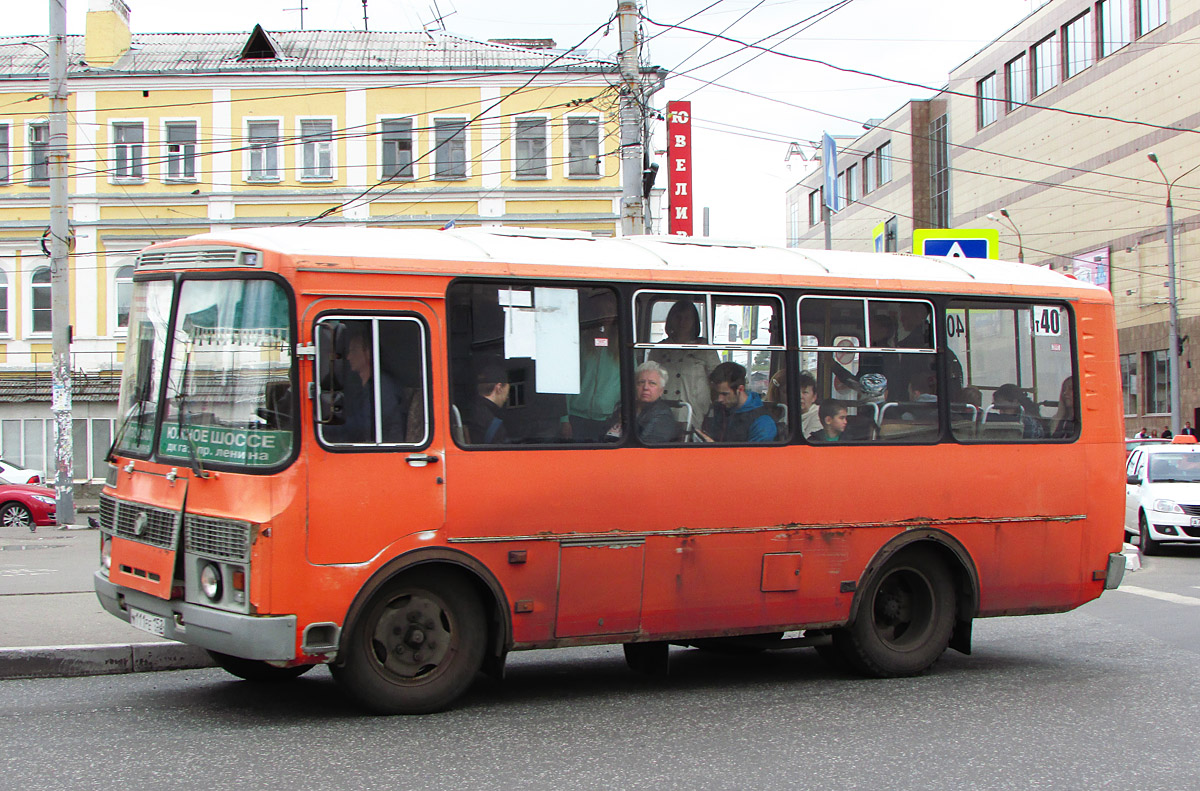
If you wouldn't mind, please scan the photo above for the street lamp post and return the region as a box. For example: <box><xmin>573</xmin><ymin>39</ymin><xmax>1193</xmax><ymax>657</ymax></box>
<box><xmin>987</xmin><ymin>208</ymin><xmax>1024</xmax><ymax>263</ymax></box>
<box><xmin>1147</xmin><ymin>152</ymin><xmax>1194</xmax><ymax>436</ymax></box>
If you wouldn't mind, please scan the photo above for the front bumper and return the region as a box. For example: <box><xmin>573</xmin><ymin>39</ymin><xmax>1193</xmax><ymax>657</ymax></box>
<box><xmin>94</xmin><ymin>571</ymin><xmax>297</xmax><ymax>661</ymax></box>
<box><xmin>1146</xmin><ymin>512</ymin><xmax>1200</xmax><ymax>542</ymax></box>
<box><xmin>1104</xmin><ymin>552</ymin><xmax>1125</xmax><ymax>590</ymax></box>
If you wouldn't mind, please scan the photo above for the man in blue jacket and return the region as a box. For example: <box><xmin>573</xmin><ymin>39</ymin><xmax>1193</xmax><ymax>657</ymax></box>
<box><xmin>697</xmin><ymin>362</ymin><xmax>778</xmax><ymax>443</ymax></box>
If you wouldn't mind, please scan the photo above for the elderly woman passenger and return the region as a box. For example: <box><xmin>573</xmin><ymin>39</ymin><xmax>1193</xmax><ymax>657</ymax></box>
<box><xmin>605</xmin><ymin>361</ymin><xmax>681</xmax><ymax>443</ymax></box>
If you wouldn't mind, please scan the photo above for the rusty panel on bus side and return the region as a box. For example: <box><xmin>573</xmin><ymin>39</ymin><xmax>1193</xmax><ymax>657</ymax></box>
<box><xmin>555</xmin><ymin>542</ymin><xmax>644</xmax><ymax>637</ymax></box>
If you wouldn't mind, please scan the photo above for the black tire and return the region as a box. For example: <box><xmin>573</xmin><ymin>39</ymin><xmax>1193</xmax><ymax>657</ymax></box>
<box><xmin>207</xmin><ymin>650</ymin><xmax>315</xmax><ymax>682</ymax></box>
<box><xmin>0</xmin><ymin>502</ymin><xmax>35</xmax><ymax>532</ymax></box>
<box><xmin>1139</xmin><ymin>513</ymin><xmax>1162</xmax><ymax>556</ymax></box>
<box><xmin>834</xmin><ymin>547</ymin><xmax>956</xmax><ymax>678</ymax></box>
<box><xmin>331</xmin><ymin>569</ymin><xmax>486</xmax><ymax>715</ymax></box>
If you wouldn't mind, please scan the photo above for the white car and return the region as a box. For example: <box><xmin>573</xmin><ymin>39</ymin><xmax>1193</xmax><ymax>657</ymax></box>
<box><xmin>1125</xmin><ymin>441</ymin><xmax>1200</xmax><ymax>554</ymax></box>
<box><xmin>0</xmin><ymin>458</ymin><xmax>42</xmax><ymax>486</ymax></box>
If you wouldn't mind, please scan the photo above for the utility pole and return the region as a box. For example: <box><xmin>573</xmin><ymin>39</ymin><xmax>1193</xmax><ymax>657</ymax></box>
<box><xmin>49</xmin><ymin>0</ymin><xmax>74</xmax><ymax>524</ymax></box>
<box><xmin>1149</xmin><ymin>152</ymin><xmax>1191</xmax><ymax>436</ymax></box>
<box><xmin>617</xmin><ymin>0</ymin><xmax>644</xmax><ymax>236</ymax></box>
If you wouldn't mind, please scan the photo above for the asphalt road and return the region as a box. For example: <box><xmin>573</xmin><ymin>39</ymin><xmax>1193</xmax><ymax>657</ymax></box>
<box><xmin>3</xmin><ymin>548</ymin><xmax>1200</xmax><ymax>791</ymax></box>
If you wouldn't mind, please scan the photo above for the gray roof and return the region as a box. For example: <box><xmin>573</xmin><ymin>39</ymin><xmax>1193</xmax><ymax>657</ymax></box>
<box><xmin>0</xmin><ymin>28</ymin><xmax>627</xmax><ymax>78</ymax></box>
<box><xmin>0</xmin><ymin>374</ymin><xmax>119</xmax><ymax>403</ymax></box>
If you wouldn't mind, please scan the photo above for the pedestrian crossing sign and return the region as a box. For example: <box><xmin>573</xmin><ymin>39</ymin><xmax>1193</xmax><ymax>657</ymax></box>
<box><xmin>913</xmin><ymin>228</ymin><xmax>1000</xmax><ymax>259</ymax></box>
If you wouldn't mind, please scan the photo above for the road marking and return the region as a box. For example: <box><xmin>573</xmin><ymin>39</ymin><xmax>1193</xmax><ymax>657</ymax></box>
<box><xmin>1118</xmin><ymin>585</ymin><xmax>1200</xmax><ymax>606</ymax></box>
<box><xmin>0</xmin><ymin>567</ymin><xmax>56</xmax><ymax>577</ymax></box>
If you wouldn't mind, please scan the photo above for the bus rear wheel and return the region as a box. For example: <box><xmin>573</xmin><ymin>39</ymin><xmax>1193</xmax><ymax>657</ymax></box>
<box><xmin>835</xmin><ymin>547</ymin><xmax>955</xmax><ymax>678</ymax></box>
<box><xmin>332</xmin><ymin>569</ymin><xmax>486</xmax><ymax>715</ymax></box>
<box><xmin>207</xmin><ymin>651</ymin><xmax>315</xmax><ymax>682</ymax></box>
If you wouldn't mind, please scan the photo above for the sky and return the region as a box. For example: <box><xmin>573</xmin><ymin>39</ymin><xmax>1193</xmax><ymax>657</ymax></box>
<box><xmin>9</xmin><ymin>0</ymin><xmax>1044</xmax><ymax>243</ymax></box>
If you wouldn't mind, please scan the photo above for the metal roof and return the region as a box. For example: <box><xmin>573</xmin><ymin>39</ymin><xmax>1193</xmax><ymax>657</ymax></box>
<box><xmin>0</xmin><ymin>374</ymin><xmax>120</xmax><ymax>402</ymax></box>
<box><xmin>141</xmin><ymin>226</ymin><xmax>1109</xmax><ymax>298</ymax></box>
<box><xmin>0</xmin><ymin>29</ymin><xmax>622</xmax><ymax>77</ymax></box>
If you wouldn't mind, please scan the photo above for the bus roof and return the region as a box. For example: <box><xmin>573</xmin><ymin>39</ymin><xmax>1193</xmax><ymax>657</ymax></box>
<box><xmin>144</xmin><ymin>226</ymin><xmax>1105</xmax><ymax>298</ymax></box>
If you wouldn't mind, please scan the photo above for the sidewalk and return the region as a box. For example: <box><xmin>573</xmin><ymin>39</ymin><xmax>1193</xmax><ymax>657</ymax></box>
<box><xmin>0</xmin><ymin>495</ymin><xmax>213</xmax><ymax>680</ymax></box>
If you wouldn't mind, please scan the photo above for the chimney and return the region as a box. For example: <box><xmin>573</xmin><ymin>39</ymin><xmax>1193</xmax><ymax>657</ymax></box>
<box><xmin>85</xmin><ymin>0</ymin><xmax>132</xmax><ymax>67</ymax></box>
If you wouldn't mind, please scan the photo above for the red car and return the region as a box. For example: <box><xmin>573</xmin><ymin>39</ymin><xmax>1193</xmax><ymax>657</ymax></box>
<box><xmin>0</xmin><ymin>484</ymin><xmax>57</xmax><ymax>531</ymax></box>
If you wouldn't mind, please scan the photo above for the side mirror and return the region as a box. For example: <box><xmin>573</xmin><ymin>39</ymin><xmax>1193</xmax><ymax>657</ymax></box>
<box><xmin>1127</xmin><ymin>474</ymin><xmax>1140</xmax><ymax>485</ymax></box>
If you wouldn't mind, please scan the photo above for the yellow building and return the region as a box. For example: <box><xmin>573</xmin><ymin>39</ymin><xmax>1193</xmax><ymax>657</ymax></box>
<box><xmin>0</xmin><ymin>0</ymin><xmax>663</xmax><ymax>481</ymax></box>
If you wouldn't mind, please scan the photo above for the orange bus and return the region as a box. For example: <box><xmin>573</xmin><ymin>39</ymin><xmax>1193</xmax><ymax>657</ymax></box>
<box><xmin>95</xmin><ymin>227</ymin><xmax>1126</xmax><ymax>713</ymax></box>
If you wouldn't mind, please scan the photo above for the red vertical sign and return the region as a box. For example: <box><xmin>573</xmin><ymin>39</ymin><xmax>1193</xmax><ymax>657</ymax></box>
<box><xmin>667</xmin><ymin>101</ymin><xmax>693</xmax><ymax>236</ymax></box>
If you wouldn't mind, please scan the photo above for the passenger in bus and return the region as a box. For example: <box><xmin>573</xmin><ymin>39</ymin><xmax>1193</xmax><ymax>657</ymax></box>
<box><xmin>766</xmin><ymin>368</ymin><xmax>793</xmax><ymax>431</ymax></box>
<box><xmin>605</xmin><ymin>361</ymin><xmax>679</xmax><ymax>444</ymax></box>
<box><xmin>993</xmin><ymin>383</ymin><xmax>1045</xmax><ymax>439</ymax></box>
<box><xmin>897</xmin><ymin>302</ymin><xmax>932</xmax><ymax>348</ymax></box>
<box><xmin>696</xmin><ymin>362</ymin><xmax>777</xmax><ymax>443</ymax></box>
<box><xmin>561</xmin><ymin>292</ymin><xmax>621</xmax><ymax>442</ymax></box>
<box><xmin>1050</xmin><ymin>376</ymin><xmax>1075</xmax><ymax>439</ymax></box>
<box><xmin>795</xmin><ymin>370</ymin><xmax>820</xmax><ymax>438</ymax></box>
<box><xmin>808</xmin><ymin>401</ymin><xmax>848</xmax><ymax>442</ymax></box>
<box><xmin>649</xmin><ymin>300</ymin><xmax>719</xmax><ymax>433</ymax></box>
<box><xmin>465</xmin><ymin>360</ymin><xmax>510</xmax><ymax>444</ymax></box>
<box><xmin>325</xmin><ymin>329</ymin><xmax>407</xmax><ymax>443</ymax></box>
<box><xmin>908</xmin><ymin>372</ymin><xmax>938</xmax><ymax>403</ymax></box>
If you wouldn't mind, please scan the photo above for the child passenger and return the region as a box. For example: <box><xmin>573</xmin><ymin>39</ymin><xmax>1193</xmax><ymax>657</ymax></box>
<box><xmin>808</xmin><ymin>401</ymin><xmax>848</xmax><ymax>443</ymax></box>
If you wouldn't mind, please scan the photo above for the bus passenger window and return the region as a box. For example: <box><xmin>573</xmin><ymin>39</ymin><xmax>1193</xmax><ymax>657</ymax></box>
<box><xmin>316</xmin><ymin>317</ymin><xmax>427</xmax><ymax>447</ymax></box>
<box><xmin>447</xmin><ymin>283</ymin><xmax>623</xmax><ymax>446</ymax></box>
<box><xmin>946</xmin><ymin>302</ymin><xmax>1075</xmax><ymax>442</ymax></box>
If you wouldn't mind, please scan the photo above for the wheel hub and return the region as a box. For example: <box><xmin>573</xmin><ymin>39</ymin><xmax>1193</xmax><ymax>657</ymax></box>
<box><xmin>371</xmin><ymin>593</ymin><xmax>452</xmax><ymax>679</ymax></box>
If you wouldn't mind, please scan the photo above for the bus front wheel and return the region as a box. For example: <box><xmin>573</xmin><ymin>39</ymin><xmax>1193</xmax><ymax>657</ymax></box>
<box><xmin>332</xmin><ymin>569</ymin><xmax>486</xmax><ymax>715</ymax></box>
<box><xmin>835</xmin><ymin>547</ymin><xmax>955</xmax><ymax>678</ymax></box>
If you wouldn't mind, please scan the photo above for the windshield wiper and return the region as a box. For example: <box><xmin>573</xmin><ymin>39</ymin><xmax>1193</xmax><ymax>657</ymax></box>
<box><xmin>176</xmin><ymin>345</ymin><xmax>209</xmax><ymax>479</ymax></box>
<box><xmin>106</xmin><ymin>397</ymin><xmax>151</xmax><ymax>464</ymax></box>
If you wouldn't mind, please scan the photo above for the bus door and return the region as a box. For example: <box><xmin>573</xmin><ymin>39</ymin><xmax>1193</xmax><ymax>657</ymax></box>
<box><xmin>306</xmin><ymin>304</ymin><xmax>444</xmax><ymax>564</ymax></box>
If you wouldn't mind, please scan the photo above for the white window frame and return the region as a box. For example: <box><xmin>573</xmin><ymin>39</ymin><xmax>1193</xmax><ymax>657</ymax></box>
<box><xmin>0</xmin><ymin>265</ymin><xmax>12</xmax><ymax>339</ymax></box>
<box><xmin>243</xmin><ymin>117</ymin><xmax>283</xmax><ymax>183</ymax></box>
<box><xmin>378</xmin><ymin>116</ymin><xmax>417</xmax><ymax>181</ymax></box>
<box><xmin>160</xmin><ymin>118</ymin><xmax>199</xmax><ymax>183</ymax></box>
<box><xmin>432</xmin><ymin>116</ymin><xmax>470</xmax><ymax>181</ymax></box>
<box><xmin>297</xmin><ymin>116</ymin><xmax>336</xmax><ymax>181</ymax></box>
<box><xmin>26</xmin><ymin>121</ymin><xmax>49</xmax><ymax>185</ymax></box>
<box><xmin>110</xmin><ymin>120</ymin><xmax>147</xmax><ymax>183</ymax></box>
<box><xmin>513</xmin><ymin>115</ymin><xmax>550</xmax><ymax>179</ymax></box>
<box><xmin>111</xmin><ymin>262</ymin><xmax>135</xmax><ymax>337</ymax></box>
<box><xmin>0</xmin><ymin>123</ymin><xmax>9</xmax><ymax>185</ymax></box>
<box><xmin>28</xmin><ymin>265</ymin><xmax>52</xmax><ymax>338</ymax></box>
<box><xmin>565</xmin><ymin>114</ymin><xmax>603</xmax><ymax>178</ymax></box>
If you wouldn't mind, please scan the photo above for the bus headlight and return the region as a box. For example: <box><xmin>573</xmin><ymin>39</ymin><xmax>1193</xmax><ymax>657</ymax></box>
<box><xmin>100</xmin><ymin>536</ymin><xmax>112</xmax><ymax>573</ymax></box>
<box><xmin>199</xmin><ymin>563</ymin><xmax>223</xmax><ymax>601</ymax></box>
<box><xmin>1153</xmin><ymin>499</ymin><xmax>1184</xmax><ymax>514</ymax></box>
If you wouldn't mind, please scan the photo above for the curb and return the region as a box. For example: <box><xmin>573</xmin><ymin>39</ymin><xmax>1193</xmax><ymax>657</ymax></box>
<box><xmin>0</xmin><ymin>642</ymin><xmax>215</xmax><ymax>680</ymax></box>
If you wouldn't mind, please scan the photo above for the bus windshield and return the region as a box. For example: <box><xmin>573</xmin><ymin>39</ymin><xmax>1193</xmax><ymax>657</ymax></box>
<box><xmin>114</xmin><ymin>277</ymin><xmax>295</xmax><ymax>469</ymax></box>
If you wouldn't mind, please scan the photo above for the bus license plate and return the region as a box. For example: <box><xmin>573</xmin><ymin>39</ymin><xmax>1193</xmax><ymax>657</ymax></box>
<box><xmin>129</xmin><ymin>607</ymin><xmax>166</xmax><ymax>637</ymax></box>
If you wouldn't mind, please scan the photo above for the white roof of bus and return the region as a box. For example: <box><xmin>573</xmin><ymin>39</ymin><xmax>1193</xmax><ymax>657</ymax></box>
<box><xmin>152</xmin><ymin>226</ymin><xmax>1100</xmax><ymax>293</ymax></box>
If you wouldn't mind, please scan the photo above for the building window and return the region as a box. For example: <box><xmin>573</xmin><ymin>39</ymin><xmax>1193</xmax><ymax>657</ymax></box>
<box><xmin>300</xmin><ymin>119</ymin><xmax>333</xmax><ymax>180</ymax></box>
<box><xmin>514</xmin><ymin>116</ymin><xmax>548</xmax><ymax>178</ymax></box>
<box><xmin>1138</xmin><ymin>0</ymin><xmax>1167</xmax><ymax>35</ymax></box>
<box><xmin>837</xmin><ymin>171</ymin><xmax>848</xmax><ymax>208</ymax></box>
<box><xmin>1064</xmin><ymin>11</ymin><xmax>1095</xmax><ymax>79</ymax></box>
<box><xmin>0</xmin><ymin>271</ymin><xmax>8</xmax><ymax>335</ymax></box>
<box><xmin>1121</xmin><ymin>353</ymin><xmax>1138</xmax><ymax>415</ymax></box>
<box><xmin>1033</xmin><ymin>33</ymin><xmax>1060</xmax><ymax>96</ymax></box>
<box><xmin>433</xmin><ymin>118</ymin><xmax>468</xmax><ymax>180</ymax></box>
<box><xmin>1145</xmin><ymin>349</ymin><xmax>1170</xmax><ymax>414</ymax></box>
<box><xmin>1100</xmin><ymin>0</ymin><xmax>1132</xmax><ymax>56</ymax></box>
<box><xmin>567</xmin><ymin>117</ymin><xmax>601</xmax><ymax>177</ymax></box>
<box><xmin>247</xmin><ymin>120</ymin><xmax>280</xmax><ymax>181</ymax></box>
<box><xmin>846</xmin><ymin>163</ymin><xmax>859</xmax><ymax>203</ymax></box>
<box><xmin>112</xmin><ymin>122</ymin><xmax>145</xmax><ymax>181</ymax></box>
<box><xmin>929</xmin><ymin>115</ymin><xmax>949</xmax><ymax>229</ymax></box>
<box><xmin>31</xmin><ymin>267</ymin><xmax>51</xmax><ymax>334</ymax></box>
<box><xmin>808</xmin><ymin>190</ymin><xmax>818</xmax><ymax>226</ymax></box>
<box><xmin>28</xmin><ymin>123</ymin><xmax>49</xmax><ymax>184</ymax></box>
<box><xmin>787</xmin><ymin>199</ymin><xmax>800</xmax><ymax>247</ymax></box>
<box><xmin>115</xmin><ymin>265</ymin><xmax>134</xmax><ymax>331</ymax></box>
<box><xmin>864</xmin><ymin>151</ymin><xmax>877</xmax><ymax>193</ymax></box>
<box><xmin>977</xmin><ymin>72</ymin><xmax>999</xmax><ymax>128</ymax></box>
<box><xmin>0</xmin><ymin>124</ymin><xmax>8</xmax><ymax>184</ymax></box>
<box><xmin>380</xmin><ymin>118</ymin><xmax>413</xmax><ymax>180</ymax></box>
<box><xmin>877</xmin><ymin>141</ymin><xmax>892</xmax><ymax>185</ymax></box>
<box><xmin>1006</xmin><ymin>53</ymin><xmax>1030</xmax><ymax>112</ymax></box>
<box><xmin>164</xmin><ymin>122</ymin><xmax>197</xmax><ymax>181</ymax></box>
